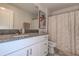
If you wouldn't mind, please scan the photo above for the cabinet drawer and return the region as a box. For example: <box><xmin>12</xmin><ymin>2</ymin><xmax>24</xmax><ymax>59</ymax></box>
<box><xmin>39</xmin><ymin>40</ymin><xmax>48</xmax><ymax>55</ymax></box>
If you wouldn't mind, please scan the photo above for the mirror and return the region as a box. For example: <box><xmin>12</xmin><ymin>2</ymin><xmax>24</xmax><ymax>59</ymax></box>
<box><xmin>0</xmin><ymin>3</ymin><xmax>39</xmax><ymax>30</ymax></box>
<box><xmin>0</xmin><ymin>7</ymin><xmax>13</xmax><ymax>29</ymax></box>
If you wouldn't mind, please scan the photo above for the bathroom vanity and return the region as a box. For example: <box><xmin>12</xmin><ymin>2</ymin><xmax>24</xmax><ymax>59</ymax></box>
<box><xmin>0</xmin><ymin>34</ymin><xmax>48</xmax><ymax>56</ymax></box>
<box><xmin>0</xmin><ymin>3</ymin><xmax>48</xmax><ymax>56</ymax></box>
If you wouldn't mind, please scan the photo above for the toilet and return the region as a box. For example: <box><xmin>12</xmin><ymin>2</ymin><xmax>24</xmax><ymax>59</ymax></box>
<box><xmin>48</xmin><ymin>41</ymin><xmax>56</xmax><ymax>55</ymax></box>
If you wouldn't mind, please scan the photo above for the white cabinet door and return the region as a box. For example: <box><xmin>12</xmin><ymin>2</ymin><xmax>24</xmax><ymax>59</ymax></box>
<box><xmin>48</xmin><ymin>16</ymin><xmax>57</xmax><ymax>42</ymax></box>
<box><xmin>0</xmin><ymin>38</ymin><xmax>33</xmax><ymax>56</ymax></box>
<box><xmin>57</xmin><ymin>13</ymin><xmax>72</xmax><ymax>55</ymax></box>
<box><xmin>6</xmin><ymin>43</ymin><xmax>40</xmax><ymax>56</ymax></box>
<box><xmin>28</xmin><ymin>41</ymin><xmax>48</xmax><ymax>56</ymax></box>
<box><xmin>29</xmin><ymin>43</ymin><xmax>40</xmax><ymax>56</ymax></box>
<box><xmin>30</xmin><ymin>35</ymin><xmax>48</xmax><ymax>56</ymax></box>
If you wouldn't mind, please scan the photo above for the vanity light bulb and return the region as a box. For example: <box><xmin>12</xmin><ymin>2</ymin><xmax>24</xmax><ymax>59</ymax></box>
<box><xmin>0</xmin><ymin>7</ymin><xmax>5</xmax><ymax>10</ymax></box>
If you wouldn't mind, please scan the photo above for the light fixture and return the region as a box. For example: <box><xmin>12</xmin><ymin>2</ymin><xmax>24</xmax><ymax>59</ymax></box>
<box><xmin>0</xmin><ymin>7</ymin><xmax>6</xmax><ymax>10</ymax></box>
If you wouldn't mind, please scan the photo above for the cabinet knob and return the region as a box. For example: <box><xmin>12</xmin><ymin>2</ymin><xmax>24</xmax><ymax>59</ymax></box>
<box><xmin>44</xmin><ymin>43</ymin><xmax>47</xmax><ymax>45</ymax></box>
<box><xmin>26</xmin><ymin>50</ymin><xmax>29</xmax><ymax>56</ymax></box>
<box><xmin>44</xmin><ymin>51</ymin><xmax>47</xmax><ymax>54</ymax></box>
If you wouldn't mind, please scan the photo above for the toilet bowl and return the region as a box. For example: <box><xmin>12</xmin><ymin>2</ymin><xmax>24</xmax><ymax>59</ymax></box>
<box><xmin>48</xmin><ymin>41</ymin><xmax>56</xmax><ymax>55</ymax></box>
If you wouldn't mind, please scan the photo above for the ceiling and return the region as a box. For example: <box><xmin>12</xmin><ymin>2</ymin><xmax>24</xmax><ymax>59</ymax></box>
<box><xmin>10</xmin><ymin>3</ymin><xmax>38</xmax><ymax>17</ymax></box>
<box><xmin>10</xmin><ymin>3</ymin><xmax>79</xmax><ymax>16</ymax></box>
<box><xmin>40</xmin><ymin>3</ymin><xmax>79</xmax><ymax>15</ymax></box>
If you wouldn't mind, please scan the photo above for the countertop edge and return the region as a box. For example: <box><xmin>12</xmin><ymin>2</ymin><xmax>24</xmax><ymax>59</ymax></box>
<box><xmin>0</xmin><ymin>34</ymin><xmax>48</xmax><ymax>43</ymax></box>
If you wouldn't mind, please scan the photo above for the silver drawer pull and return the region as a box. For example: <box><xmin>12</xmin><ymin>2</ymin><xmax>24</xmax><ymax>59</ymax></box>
<box><xmin>26</xmin><ymin>50</ymin><xmax>29</xmax><ymax>56</ymax></box>
<box><xmin>44</xmin><ymin>43</ymin><xmax>47</xmax><ymax>45</ymax></box>
<box><xmin>30</xmin><ymin>49</ymin><xmax>32</xmax><ymax>55</ymax></box>
<box><xmin>44</xmin><ymin>51</ymin><xmax>47</xmax><ymax>54</ymax></box>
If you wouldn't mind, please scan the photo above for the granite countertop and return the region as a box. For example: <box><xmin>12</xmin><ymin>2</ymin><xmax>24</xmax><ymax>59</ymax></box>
<box><xmin>0</xmin><ymin>33</ymin><xmax>48</xmax><ymax>43</ymax></box>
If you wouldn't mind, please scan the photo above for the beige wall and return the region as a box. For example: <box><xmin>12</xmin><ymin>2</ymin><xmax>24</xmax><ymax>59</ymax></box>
<box><xmin>0</xmin><ymin>3</ymin><xmax>32</xmax><ymax>29</ymax></box>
